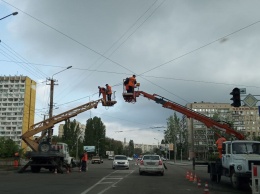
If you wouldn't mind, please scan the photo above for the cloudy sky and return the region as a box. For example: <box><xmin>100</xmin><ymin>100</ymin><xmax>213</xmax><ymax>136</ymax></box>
<box><xmin>1</xmin><ymin>0</ymin><xmax>260</xmax><ymax>145</ymax></box>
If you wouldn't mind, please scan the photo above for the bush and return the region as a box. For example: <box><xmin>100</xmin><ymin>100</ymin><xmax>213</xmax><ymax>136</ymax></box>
<box><xmin>0</xmin><ymin>137</ymin><xmax>19</xmax><ymax>158</ymax></box>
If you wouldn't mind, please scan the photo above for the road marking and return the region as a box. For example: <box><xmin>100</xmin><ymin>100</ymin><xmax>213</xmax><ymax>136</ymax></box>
<box><xmin>80</xmin><ymin>170</ymin><xmax>134</xmax><ymax>194</ymax></box>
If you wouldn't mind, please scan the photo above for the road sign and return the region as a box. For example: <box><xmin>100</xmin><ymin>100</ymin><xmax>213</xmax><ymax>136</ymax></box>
<box><xmin>243</xmin><ymin>94</ymin><xmax>258</xmax><ymax>107</ymax></box>
<box><xmin>239</xmin><ymin>88</ymin><xmax>246</xmax><ymax>94</ymax></box>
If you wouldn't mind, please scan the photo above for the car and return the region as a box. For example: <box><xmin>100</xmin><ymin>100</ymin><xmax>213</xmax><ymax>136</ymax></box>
<box><xmin>112</xmin><ymin>155</ymin><xmax>129</xmax><ymax>169</ymax></box>
<box><xmin>108</xmin><ymin>155</ymin><xmax>114</xmax><ymax>160</ymax></box>
<box><xmin>127</xmin><ymin>157</ymin><xmax>133</xmax><ymax>161</ymax></box>
<box><xmin>139</xmin><ymin>154</ymin><xmax>164</xmax><ymax>176</ymax></box>
<box><xmin>91</xmin><ymin>156</ymin><xmax>101</xmax><ymax>164</ymax></box>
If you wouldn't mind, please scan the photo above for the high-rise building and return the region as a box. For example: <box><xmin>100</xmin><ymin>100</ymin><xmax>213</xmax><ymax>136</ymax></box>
<box><xmin>0</xmin><ymin>76</ymin><xmax>36</xmax><ymax>151</ymax></box>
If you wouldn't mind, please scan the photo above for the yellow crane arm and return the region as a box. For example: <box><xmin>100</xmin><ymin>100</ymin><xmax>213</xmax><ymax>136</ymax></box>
<box><xmin>22</xmin><ymin>99</ymin><xmax>103</xmax><ymax>151</ymax></box>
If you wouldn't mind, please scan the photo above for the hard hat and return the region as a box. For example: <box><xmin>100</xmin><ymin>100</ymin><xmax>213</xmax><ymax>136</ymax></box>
<box><xmin>133</xmin><ymin>75</ymin><xmax>136</xmax><ymax>77</ymax></box>
<box><xmin>106</xmin><ymin>84</ymin><xmax>108</xmax><ymax>86</ymax></box>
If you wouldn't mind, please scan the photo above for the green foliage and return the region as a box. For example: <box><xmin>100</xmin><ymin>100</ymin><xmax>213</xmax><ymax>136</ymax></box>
<box><xmin>252</xmin><ymin>135</ymin><xmax>260</xmax><ymax>141</ymax></box>
<box><xmin>84</xmin><ymin>117</ymin><xmax>106</xmax><ymax>156</ymax></box>
<box><xmin>134</xmin><ymin>148</ymin><xmax>142</xmax><ymax>155</ymax></box>
<box><xmin>0</xmin><ymin>137</ymin><xmax>19</xmax><ymax>158</ymax></box>
<box><xmin>52</xmin><ymin>135</ymin><xmax>62</xmax><ymax>143</ymax></box>
<box><xmin>208</xmin><ymin>153</ymin><xmax>218</xmax><ymax>161</ymax></box>
<box><xmin>165</xmin><ymin>112</ymin><xmax>189</xmax><ymax>160</ymax></box>
<box><xmin>62</xmin><ymin>119</ymin><xmax>80</xmax><ymax>157</ymax></box>
<box><xmin>128</xmin><ymin>140</ymin><xmax>135</xmax><ymax>156</ymax></box>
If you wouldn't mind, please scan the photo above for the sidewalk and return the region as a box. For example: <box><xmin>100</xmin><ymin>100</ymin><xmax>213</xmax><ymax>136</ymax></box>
<box><xmin>166</xmin><ymin>159</ymin><xmax>192</xmax><ymax>166</ymax></box>
<box><xmin>0</xmin><ymin>158</ymin><xmax>29</xmax><ymax>172</ymax></box>
<box><xmin>0</xmin><ymin>165</ymin><xmax>19</xmax><ymax>172</ymax></box>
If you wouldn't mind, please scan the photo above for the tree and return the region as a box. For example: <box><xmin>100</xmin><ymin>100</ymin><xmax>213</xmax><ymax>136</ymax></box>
<box><xmin>134</xmin><ymin>148</ymin><xmax>142</xmax><ymax>155</ymax></box>
<box><xmin>84</xmin><ymin>116</ymin><xmax>106</xmax><ymax>156</ymax></box>
<box><xmin>165</xmin><ymin>112</ymin><xmax>181</xmax><ymax>162</ymax></box>
<box><xmin>62</xmin><ymin>119</ymin><xmax>80</xmax><ymax>157</ymax></box>
<box><xmin>128</xmin><ymin>140</ymin><xmax>134</xmax><ymax>156</ymax></box>
<box><xmin>52</xmin><ymin>135</ymin><xmax>62</xmax><ymax>144</ymax></box>
<box><xmin>0</xmin><ymin>137</ymin><xmax>19</xmax><ymax>158</ymax></box>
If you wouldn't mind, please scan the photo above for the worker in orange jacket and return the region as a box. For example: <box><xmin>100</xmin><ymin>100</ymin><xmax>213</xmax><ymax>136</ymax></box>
<box><xmin>81</xmin><ymin>151</ymin><xmax>88</xmax><ymax>172</ymax></box>
<box><xmin>216</xmin><ymin>135</ymin><xmax>226</xmax><ymax>158</ymax></box>
<box><xmin>98</xmin><ymin>86</ymin><xmax>106</xmax><ymax>101</ymax></box>
<box><xmin>105</xmin><ymin>84</ymin><xmax>112</xmax><ymax>101</ymax></box>
<box><xmin>128</xmin><ymin>75</ymin><xmax>136</xmax><ymax>93</ymax></box>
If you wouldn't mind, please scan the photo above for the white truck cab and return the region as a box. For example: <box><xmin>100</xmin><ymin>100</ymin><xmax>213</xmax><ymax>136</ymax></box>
<box><xmin>221</xmin><ymin>140</ymin><xmax>260</xmax><ymax>188</ymax></box>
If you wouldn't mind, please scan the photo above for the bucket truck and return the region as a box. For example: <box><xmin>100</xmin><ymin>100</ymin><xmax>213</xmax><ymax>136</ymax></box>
<box><xmin>122</xmin><ymin>84</ymin><xmax>260</xmax><ymax>189</ymax></box>
<box><xmin>19</xmin><ymin>98</ymin><xmax>116</xmax><ymax>173</ymax></box>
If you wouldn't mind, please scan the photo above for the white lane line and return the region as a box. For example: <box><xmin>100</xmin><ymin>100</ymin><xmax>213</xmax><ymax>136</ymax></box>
<box><xmin>80</xmin><ymin>170</ymin><xmax>134</xmax><ymax>194</ymax></box>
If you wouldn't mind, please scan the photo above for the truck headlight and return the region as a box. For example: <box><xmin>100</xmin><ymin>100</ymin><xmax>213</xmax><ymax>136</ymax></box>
<box><xmin>237</xmin><ymin>165</ymin><xmax>242</xmax><ymax>171</ymax></box>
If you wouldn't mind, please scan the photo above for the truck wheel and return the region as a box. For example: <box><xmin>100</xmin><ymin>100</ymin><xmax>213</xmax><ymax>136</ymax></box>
<box><xmin>230</xmin><ymin>170</ymin><xmax>240</xmax><ymax>189</ymax></box>
<box><xmin>210</xmin><ymin>173</ymin><xmax>217</xmax><ymax>181</ymax></box>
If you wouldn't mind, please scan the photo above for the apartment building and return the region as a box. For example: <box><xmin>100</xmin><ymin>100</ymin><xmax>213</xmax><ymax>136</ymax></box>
<box><xmin>186</xmin><ymin>102</ymin><xmax>260</xmax><ymax>159</ymax></box>
<box><xmin>58</xmin><ymin>122</ymin><xmax>85</xmax><ymax>141</ymax></box>
<box><xmin>0</xmin><ymin>76</ymin><xmax>36</xmax><ymax>151</ymax></box>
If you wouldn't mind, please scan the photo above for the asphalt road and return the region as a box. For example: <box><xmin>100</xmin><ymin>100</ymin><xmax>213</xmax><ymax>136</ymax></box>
<box><xmin>0</xmin><ymin>160</ymin><xmax>252</xmax><ymax>194</ymax></box>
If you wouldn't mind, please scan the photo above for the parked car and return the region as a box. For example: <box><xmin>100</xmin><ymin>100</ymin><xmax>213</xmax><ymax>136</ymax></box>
<box><xmin>139</xmin><ymin>154</ymin><xmax>164</xmax><ymax>176</ymax></box>
<box><xmin>112</xmin><ymin>155</ymin><xmax>129</xmax><ymax>169</ymax></box>
<box><xmin>91</xmin><ymin>156</ymin><xmax>101</xmax><ymax>164</ymax></box>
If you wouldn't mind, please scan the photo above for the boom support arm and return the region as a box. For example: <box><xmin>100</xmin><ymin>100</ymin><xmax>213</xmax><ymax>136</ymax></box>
<box><xmin>133</xmin><ymin>91</ymin><xmax>245</xmax><ymax>140</ymax></box>
<box><xmin>22</xmin><ymin>99</ymin><xmax>103</xmax><ymax>152</ymax></box>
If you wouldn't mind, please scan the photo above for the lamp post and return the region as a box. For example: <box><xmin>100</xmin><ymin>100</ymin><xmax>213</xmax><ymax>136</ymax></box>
<box><xmin>97</xmin><ymin>138</ymin><xmax>104</xmax><ymax>156</ymax></box>
<box><xmin>76</xmin><ymin>128</ymin><xmax>84</xmax><ymax>160</ymax></box>
<box><xmin>47</xmin><ymin>66</ymin><xmax>72</xmax><ymax>140</ymax></box>
<box><xmin>154</xmin><ymin>138</ymin><xmax>159</xmax><ymax>148</ymax></box>
<box><xmin>0</xmin><ymin>12</ymin><xmax>18</xmax><ymax>21</ymax></box>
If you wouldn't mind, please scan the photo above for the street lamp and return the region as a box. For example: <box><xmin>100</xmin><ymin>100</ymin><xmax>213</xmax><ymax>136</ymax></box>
<box><xmin>163</xmin><ymin>130</ymin><xmax>171</xmax><ymax>160</ymax></box>
<box><xmin>154</xmin><ymin>138</ymin><xmax>159</xmax><ymax>148</ymax></box>
<box><xmin>47</xmin><ymin>66</ymin><xmax>72</xmax><ymax>140</ymax></box>
<box><xmin>49</xmin><ymin>65</ymin><xmax>72</xmax><ymax>117</ymax></box>
<box><xmin>76</xmin><ymin>128</ymin><xmax>84</xmax><ymax>160</ymax></box>
<box><xmin>97</xmin><ymin>138</ymin><xmax>104</xmax><ymax>156</ymax></box>
<box><xmin>0</xmin><ymin>12</ymin><xmax>18</xmax><ymax>21</ymax></box>
<box><xmin>52</xmin><ymin>66</ymin><xmax>72</xmax><ymax>79</ymax></box>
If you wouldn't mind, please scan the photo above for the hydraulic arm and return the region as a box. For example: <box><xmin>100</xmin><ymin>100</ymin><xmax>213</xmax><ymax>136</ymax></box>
<box><xmin>123</xmin><ymin>90</ymin><xmax>245</xmax><ymax>140</ymax></box>
<box><xmin>22</xmin><ymin>99</ymin><xmax>104</xmax><ymax>152</ymax></box>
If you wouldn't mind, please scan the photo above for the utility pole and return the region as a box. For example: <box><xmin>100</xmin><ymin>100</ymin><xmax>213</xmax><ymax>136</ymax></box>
<box><xmin>46</xmin><ymin>78</ymin><xmax>57</xmax><ymax>141</ymax></box>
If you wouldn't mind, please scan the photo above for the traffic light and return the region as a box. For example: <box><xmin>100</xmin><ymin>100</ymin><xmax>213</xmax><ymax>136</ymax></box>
<box><xmin>230</xmin><ymin>87</ymin><xmax>241</xmax><ymax>107</ymax></box>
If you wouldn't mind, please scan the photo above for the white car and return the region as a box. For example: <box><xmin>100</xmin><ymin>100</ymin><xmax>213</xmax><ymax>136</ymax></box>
<box><xmin>127</xmin><ymin>157</ymin><xmax>133</xmax><ymax>161</ymax></box>
<box><xmin>139</xmin><ymin>154</ymin><xmax>164</xmax><ymax>176</ymax></box>
<box><xmin>108</xmin><ymin>155</ymin><xmax>114</xmax><ymax>160</ymax></box>
<box><xmin>112</xmin><ymin>155</ymin><xmax>129</xmax><ymax>169</ymax></box>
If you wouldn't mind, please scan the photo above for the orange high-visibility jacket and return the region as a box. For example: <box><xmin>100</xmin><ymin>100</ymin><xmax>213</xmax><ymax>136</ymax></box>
<box><xmin>82</xmin><ymin>153</ymin><xmax>88</xmax><ymax>161</ymax></box>
<box><xmin>99</xmin><ymin>87</ymin><xmax>106</xmax><ymax>97</ymax></box>
<box><xmin>216</xmin><ymin>137</ymin><xmax>226</xmax><ymax>149</ymax></box>
<box><xmin>106</xmin><ymin>85</ymin><xmax>112</xmax><ymax>94</ymax></box>
<box><xmin>128</xmin><ymin>77</ymin><xmax>136</xmax><ymax>87</ymax></box>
